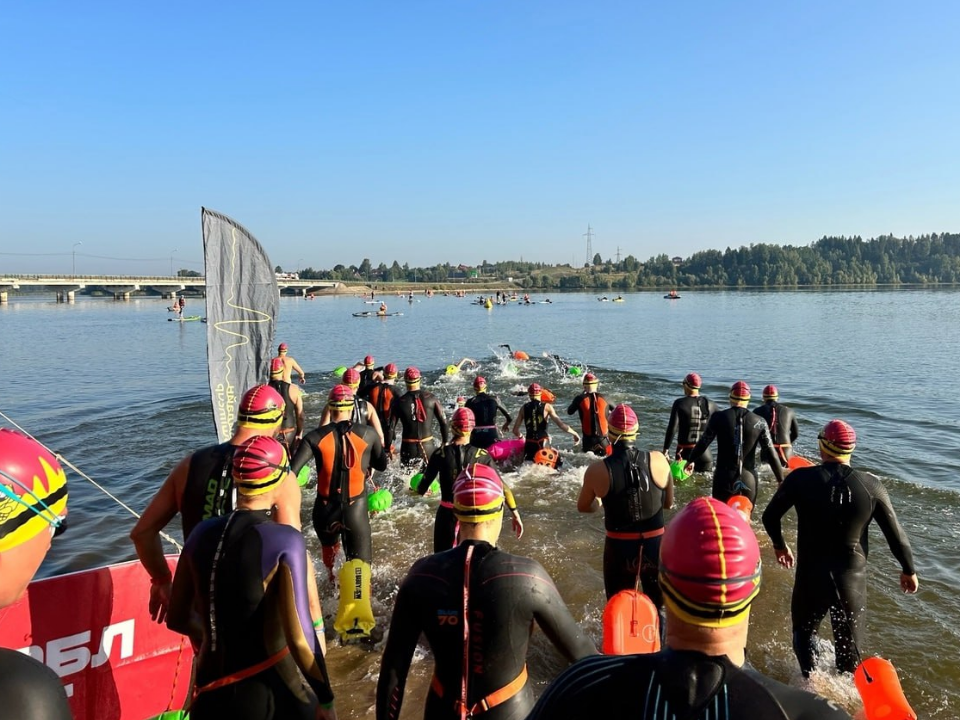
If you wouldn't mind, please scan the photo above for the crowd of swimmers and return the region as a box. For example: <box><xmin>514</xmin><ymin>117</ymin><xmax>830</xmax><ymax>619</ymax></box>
<box><xmin>0</xmin><ymin>345</ymin><xmax>921</xmax><ymax>719</ymax></box>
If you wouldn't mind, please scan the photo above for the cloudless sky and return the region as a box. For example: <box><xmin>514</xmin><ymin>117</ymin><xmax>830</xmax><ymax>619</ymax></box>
<box><xmin>1</xmin><ymin>1</ymin><xmax>958</xmax><ymax>275</ymax></box>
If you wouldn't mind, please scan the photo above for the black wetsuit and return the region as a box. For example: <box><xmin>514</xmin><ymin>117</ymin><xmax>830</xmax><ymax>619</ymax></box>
<box><xmin>688</xmin><ymin>406</ymin><xmax>782</xmax><ymax>505</ymax></box>
<box><xmin>418</xmin><ymin>443</ymin><xmax>493</xmax><ymax>552</ymax></box>
<box><xmin>391</xmin><ymin>388</ymin><xmax>449</xmax><ymax>466</ymax></box>
<box><xmin>361</xmin><ymin>381</ymin><xmax>397</xmax><ymax>449</ymax></box>
<box><xmin>465</xmin><ymin>392</ymin><xmax>511</xmax><ymax>449</ymax></box>
<box><xmin>600</xmin><ymin>445</ymin><xmax>666</xmax><ymax>604</ymax></box>
<box><xmin>753</xmin><ymin>400</ymin><xmax>799</xmax><ymax>466</ymax></box>
<box><xmin>762</xmin><ymin>463</ymin><xmax>917</xmax><ymax>676</ymax></box>
<box><xmin>350</xmin><ymin>395</ymin><xmax>372</xmax><ymax>428</ymax></box>
<box><xmin>168</xmin><ymin>510</ymin><xmax>334</xmax><ymax>720</ymax></box>
<box><xmin>0</xmin><ymin>650</ymin><xmax>72</xmax><ymax>720</ymax></box>
<box><xmin>268</xmin><ymin>378</ymin><xmax>299</xmax><ymax>452</ymax></box>
<box><xmin>359</xmin><ymin>366</ymin><xmax>379</xmax><ymax>394</ymax></box>
<box><xmin>291</xmin><ymin>421</ymin><xmax>387</xmax><ymax>565</ymax></box>
<box><xmin>525</xmin><ymin>650</ymin><xmax>851</xmax><ymax>720</ymax></box>
<box><xmin>520</xmin><ymin>399</ymin><xmax>550</xmax><ymax>460</ymax></box>
<box><xmin>663</xmin><ymin>394</ymin><xmax>719</xmax><ymax>471</ymax></box>
<box><xmin>376</xmin><ymin>540</ymin><xmax>596</xmax><ymax>720</ymax></box>
<box><xmin>179</xmin><ymin>441</ymin><xmax>237</xmax><ymax>540</ymax></box>
<box><xmin>567</xmin><ymin>392</ymin><xmax>610</xmax><ymax>456</ymax></box>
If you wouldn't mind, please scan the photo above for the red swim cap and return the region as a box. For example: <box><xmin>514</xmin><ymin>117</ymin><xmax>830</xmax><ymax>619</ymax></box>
<box><xmin>384</xmin><ymin>363</ymin><xmax>398</xmax><ymax>379</ymax></box>
<box><xmin>533</xmin><ymin>447</ymin><xmax>560</xmax><ymax>469</ymax></box>
<box><xmin>237</xmin><ymin>385</ymin><xmax>285</xmax><ymax>429</ymax></box>
<box><xmin>762</xmin><ymin>385</ymin><xmax>778</xmax><ymax>400</ymax></box>
<box><xmin>819</xmin><ymin>419</ymin><xmax>856</xmax><ymax>458</ymax></box>
<box><xmin>729</xmin><ymin>381</ymin><xmax>751</xmax><ymax>402</ymax></box>
<box><xmin>473</xmin><ymin>376</ymin><xmax>487</xmax><ymax>391</ymax></box>
<box><xmin>364</xmin><ymin>355</ymin><xmax>375</xmax><ymax>367</ymax></box>
<box><xmin>278</xmin><ymin>342</ymin><xmax>288</xmax><ymax>352</ymax></box>
<box><xmin>453</xmin><ymin>464</ymin><xmax>504</xmax><ymax>522</ymax></box>
<box><xmin>660</xmin><ymin>497</ymin><xmax>761</xmax><ymax>628</ymax></box>
<box><xmin>608</xmin><ymin>404</ymin><xmax>639</xmax><ymax>439</ymax></box>
<box><xmin>451</xmin><ymin>407</ymin><xmax>476</xmax><ymax>434</ymax></box>
<box><xmin>342</xmin><ymin>367</ymin><xmax>361</xmax><ymax>387</ymax></box>
<box><xmin>528</xmin><ymin>383</ymin><xmax>542</xmax><ymax>398</ymax></box>
<box><xmin>683</xmin><ymin>373</ymin><xmax>702</xmax><ymax>390</ymax></box>
<box><xmin>270</xmin><ymin>357</ymin><xmax>284</xmax><ymax>376</ymax></box>
<box><xmin>583</xmin><ymin>373</ymin><xmax>598</xmax><ymax>386</ymax></box>
<box><xmin>0</xmin><ymin>429</ymin><xmax>69</xmax><ymax>552</ymax></box>
<box><xmin>328</xmin><ymin>384</ymin><xmax>354</xmax><ymax>409</ymax></box>
<box><xmin>404</xmin><ymin>367</ymin><xmax>421</xmax><ymax>384</ymax></box>
<box><xmin>232</xmin><ymin>436</ymin><xmax>289</xmax><ymax>496</ymax></box>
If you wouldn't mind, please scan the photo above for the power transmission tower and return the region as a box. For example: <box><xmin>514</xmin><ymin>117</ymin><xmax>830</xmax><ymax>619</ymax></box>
<box><xmin>615</xmin><ymin>246</ymin><xmax>622</xmax><ymax>264</ymax></box>
<box><xmin>584</xmin><ymin>225</ymin><xmax>594</xmax><ymax>266</ymax></box>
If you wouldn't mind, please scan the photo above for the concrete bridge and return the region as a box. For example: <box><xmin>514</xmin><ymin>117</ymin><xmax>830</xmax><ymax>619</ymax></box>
<box><xmin>0</xmin><ymin>275</ymin><xmax>342</xmax><ymax>303</ymax></box>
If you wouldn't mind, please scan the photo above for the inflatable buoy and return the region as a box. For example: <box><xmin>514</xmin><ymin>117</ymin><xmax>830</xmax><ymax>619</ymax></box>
<box><xmin>787</xmin><ymin>455</ymin><xmax>814</xmax><ymax>472</ymax></box>
<box><xmin>368</xmin><ymin>488</ymin><xmax>394</xmax><ymax>512</ymax></box>
<box><xmin>854</xmin><ymin>656</ymin><xmax>917</xmax><ymax>720</ymax></box>
<box><xmin>487</xmin><ymin>438</ymin><xmax>525</xmax><ymax>463</ymax></box>
<box><xmin>297</xmin><ymin>465</ymin><xmax>311</xmax><ymax>487</ymax></box>
<box><xmin>567</xmin><ymin>366</ymin><xmax>582</xmax><ymax>376</ymax></box>
<box><xmin>669</xmin><ymin>460</ymin><xmax>691</xmax><ymax>483</ymax></box>
<box><xmin>332</xmin><ymin>366</ymin><xmax>347</xmax><ymax>378</ymax></box>
<box><xmin>512</xmin><ymin>350</ymin><xmax>529</xmax><ymax>361</ymax></box>
<box><xmin>409</xmin><ymin>472</ymin><xmax>439</xmax><ymax>494</ymax></box>
<box><xmin>602</xmin><ymin>589</ymin><xmax>660</xmax><ymax>655</ymax></box>
<box><xmin>541</xmin><ymin>388</ymin><xmax>556</xmax><ymax>403</ymax></box>
<box><xmin>445</xmin><ymin>364</ymin><xmax>457</xmax><ymax>375</ymax></box>
<box><xmin>334</xmin><ymin>559</ymin><xmax>376</xmax><ymax>642</ymax></box>
<box><xmin>726</xmin><ymin>495</ymin><xmax>754</xmax><ymax>520</ymax></box>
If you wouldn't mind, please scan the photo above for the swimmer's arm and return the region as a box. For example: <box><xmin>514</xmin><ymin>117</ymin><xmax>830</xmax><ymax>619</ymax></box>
<box><xmin>789</xmin><ymin>413</ymin><xmax>799</xmax><ymax>444</ymax></box>
<box><xmin>503</xmin><ymin>482</ymin><xmax>523</xmax><ymax>538</ymax></box>
<box><xmin>496</xmin><ymin>398</ymin><xmax>512</xmax><ymax>427</ymax></box>
<box><xmin>577</xmin><ymin>463</ymin><xmax>605</xmax><ymax>513</ymax></box>
<box><xmin>166</xmin><ymin>544</ymin><xmax>203</xmax><ymax>647</ymax></box>
<box><xmin>684</xmin><ymin>422</ymin><xmax>716</xmax><ymax>471</ymax></box>
<box><xmin>290</xmin><ymin>434</ymin><xmax>315</xmax><ymax>475</ymax></box>
<box><xmin>548</xmin><ymin>405</ymin><xmax>579</xmax><ymax>443</ymax></box>
<box><xmin>663</xmin><ymin>406</ymin><xmax>678</xmax><ymax>454</ymax></box>
<box><xmin>434</xmin><ymin>400</ymin><xmax>449</xmax><ymax>444</ymax></box>
<box><xmin>376</xmin><ymin>582</ymin><xmax>422</xmax><ymax>720</ymax></box>
<box><xmin>368</xmin><ymin>432</ymin><xmax>388</xmax><ymax>473</ymax></box>
<box><xmin>274</xmin><ymin>471</ymin><xmax>303</xmax><ymax>530</ymax></box>
<box><xmin>293</xmin><ymin>391</ymin><xmax>305</xmax><ymax>437</ymax></box>
<box><xmin>292</xmin><ymin>358</ymin><xmax>306</xmax><ymax>382</ymax></box>
<box><xmin>276</xmin><ymin>543</ymin><xmax>335</xmax><ymax>705</ymax></box>
<box><xmin>868</xmin><ymin>477</ymin><xmax>917</xmax><ymax>578</ymax></box>
<box><xmin>760</xmin><ymin>426</ymin><xmax>786</xmax><ymax>483</ymax></box>
<box><xmin>512</xmin><ymin>412</ymin><xmax>524</xmax><ymax>438</ymax></box>
<box><xmin>531</xmin><ymin>568</ymin><xmax>598</xmax><ymax>661</ymax></box>
<box><xmin>367</xmin><ymin>405</ymin><xmax>386</xmax><ymax>447</ymax></box>
<box><xmin>319</xmin><ymin>406</ymin><xmax>331</xmax><ymax>428</ymax></box>
<box><xmin>650</xmin><ymin>452</ymin><xmax>674</xmax><ymax>509</ymax></box>
<box><xmin>760</xmin><ymin>481</ymin><xmax>794</xmax><ymax>551</ymax></box>
<box><xmin>417</xmin><ymin>453</ymin><xmax>441</xmax><ymax>495</ymax></box>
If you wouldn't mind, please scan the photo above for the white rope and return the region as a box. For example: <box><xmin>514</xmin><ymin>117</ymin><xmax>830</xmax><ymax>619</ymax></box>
<box><xmin>0</xmin><ymin>409</ymin><xmax>183</xmax><ymax>552</ymax></box>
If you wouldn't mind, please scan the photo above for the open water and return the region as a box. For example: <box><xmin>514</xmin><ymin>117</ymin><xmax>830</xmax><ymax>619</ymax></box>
<box><xmin>1</xmin><ymin>288</ymin><xmax>958</xmax><ymax>718</ymax></box>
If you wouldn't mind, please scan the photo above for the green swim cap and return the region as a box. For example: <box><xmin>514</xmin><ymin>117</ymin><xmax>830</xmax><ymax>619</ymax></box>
<box><xmin>333</xmin><ymin>366</ymin><xmax>347</xmax><ymax>378</ymax></box>
<box><xmin>368</xmin><ymin>488</ymin><xmax>394</xmax><ymax>512</ymax></box>
<box><xmin>568</xmin><ymin>366</ymin><xmax>582</xmax><ymax>376</ymax></box>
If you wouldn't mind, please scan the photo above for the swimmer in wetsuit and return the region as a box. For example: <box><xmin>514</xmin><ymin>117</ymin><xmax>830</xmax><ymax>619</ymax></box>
<box><xmin>662</xmin><ymin>372</ymin><xmax>719</xmax><ymax>472</ymax></box>
<box><xmin>685</xmin><ymin>381</ymin><xmax>785</xmax><ymax>511</ymax></box>
<box><xmin>527</xmin><ymin>497</ymin><xmax>851</xmax><ymax>720</ymax></box>
<box><xmin>566</xmin><ymin>372</ymin><xmax>611</xmax><ymax>456</ymax></box>
<box><xmin>167</xmin><ymin>437</ymin><xmax>337</xmax><ymax>720</ymax></box>
<box><xmin>752</xmin><ymin>384</ymin><xmax>799</xmax><ymax>466</ymax></box>
<box><xmin>360</xmin><ymin>362</ymin><xmax>399</xmax><ymax>454</ymax></box>
<box><xmin>390</xmin><ymin>366</ymin><xmax>449</xmax><ymax>467</ymax></box>
<box><xmin>578</xmin><ymin>405</ymin><xmax>673</xmax><ymax>604</ymax></box>
<box><xmin>377</xmin><ymin>463</ymin><xmax>597</xmax><ymax>720</ymax></box>
<box><xmin>418</xmin><ymin>408</ymin><xmax>522</xmax><ymax>552</ymax></box>
<box><xmin>291</xmin><ymin>385</ymin><xmax>388</xmax><ymax>582</ymax></box>
<box><xmin>512</xmin><ymin>383</ymin><xmax>579</xmax><ymax>461</ymax></box>
<box><xmin>762</xmin><ymin>419</ymin><xmax>919</xmax><ymax>677</ymax></box>
<box><xmin>464</xmin><ymin>376</ymin><xmax>512</xmax><ymax>449</ymax></box>
<box><xmin>268</xmin><ymin>358</ymin><xmax>305</xmax><ymax>455</ymax></box>
<box><xmin>0</xmin><ymin>429</ymin><xmax>72</xmax><ymax>720</ymax></box>
<box><xmin>320</xmin><ymin>368</ymin><xmax>385</xmax><ymax>446</ymax></box>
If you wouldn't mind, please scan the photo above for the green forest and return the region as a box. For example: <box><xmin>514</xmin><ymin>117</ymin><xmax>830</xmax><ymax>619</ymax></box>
<box><xmin>292</xmin><ymin>233</ymin><xmax>960</xmax><ymax>289</ymax></box>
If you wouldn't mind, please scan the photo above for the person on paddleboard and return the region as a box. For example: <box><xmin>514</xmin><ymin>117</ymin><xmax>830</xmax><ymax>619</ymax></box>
<box><xmin>377</xmin><ymin>463</ymin><xmax>596</xmax><ymax>720</ymax></box>
<box><xmin>416</xmin><ymin>408</ymin><xmax>522</xmax><ymax>552</ymax></box>
<box><xmin>320</xmin><ymin>368</ymin><xmax>385</xmax><ymax>446</ymax></box>
<box><xmin>752</xmin><ymin>384</ymin><xmax>799</xmax><ymax>466</ymax></box>
<box><xmin>762</xmin><ymin>419</ymin><xmax>919</xmax><ymax>677</ymax></box>
<box><xmin>567</xmin><ymin>372</ymin><xmax>612</xmax><ymax>456</ymax></box>
<box><xmin>273</xmin><ymin>342</ymin><xmax>306</xmax><ymax>385</ymax></box>
<box><xmin>131</xmin><ymin>384</ymin><xmax>323</xmax><ymax>632</ymax></box>
<box><xmin>527</xmin><ymin>497</ymin><xmax>852</xmax><ymax>720</ymax></box>
<box><xmin>290</xmin><ymin>385</ymin><xmax>387</xmax><ymax>629</ymax></box>
<box><xmin>683</xmin><ymin>381</ymin><xmax>785</xmax><ymax>514</ymax></box>
<box><xmin>662</xmin><ymin>372</ymin><xmax>719</xmax><ymax>472</ymax></box>
<box><xmin>390</xmin><ymin>367</ymin><xmax>449</xmax><ymax>467</ymax></box>
<box><xmin>0</xmin><ymin>429</ymin><xmax>73</xmax><ymax>719</ymax></box>
<box><xmin>167</xmin><ymin>437</ymin><xmax>338</xmax><ymax>720</ymax></box>
<box><xmin>464</xmin><ymin>376</ymin><xmax>512</xmax><ymax>449</ymax></box>
<box><xmin>268</xmin><ymin>357</ymin><xmax>305</xmax><ymax>456</ymax></box>
<box><xmin>578</xmin><ymin>405</ymin><xmax>673</xmax><ymax>605</ymax></box>
<box><xmin>512</xmin><ymin>383</ymin><xmax>580</xmax><ymax>461</ymax></box>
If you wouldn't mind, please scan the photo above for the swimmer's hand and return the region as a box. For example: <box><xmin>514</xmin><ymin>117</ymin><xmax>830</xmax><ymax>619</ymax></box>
<box><xmin>511</xmin><ymin>509</ymin><xmax>524</xmax><ymax>539</ymax></box>
<box><xmin>774</xmin><ymin>547</ymin><xmax>795</xmax><ymax>569</ymax></box>
<box><xmin>149</xmin><ymin>578</ymin><xmax>172</xmax><ymax>624</ymax></box>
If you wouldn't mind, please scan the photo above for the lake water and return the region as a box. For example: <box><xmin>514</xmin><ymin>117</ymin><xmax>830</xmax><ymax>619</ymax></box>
<box><xmin>1</xmin><ymin>289</ymin><xmax>958</xmax><ymax>717</ymax></box>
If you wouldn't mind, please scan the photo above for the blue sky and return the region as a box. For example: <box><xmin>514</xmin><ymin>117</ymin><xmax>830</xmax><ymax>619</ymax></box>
<box><xmin>1</xmin><ymin>1</ymin><xmax>957</xmax><ymax>275</ymax></box>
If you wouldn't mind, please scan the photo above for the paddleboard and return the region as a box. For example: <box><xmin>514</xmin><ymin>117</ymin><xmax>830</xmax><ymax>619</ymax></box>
<box><xmin>167</xmin><ymin>315</ymin><xmax>201</xmax><ymax>322</ymax></box>
<box><xmin>352</xmin><ymin>311</ymin><xmax>403</xmax><ymax>317</ymax></box>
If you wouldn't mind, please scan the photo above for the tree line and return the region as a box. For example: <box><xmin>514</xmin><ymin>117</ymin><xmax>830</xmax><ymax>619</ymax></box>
<box><xmin>287</xmin><ymin>233</ymin><xmax>960</xmax><ymax>289</ymax></box>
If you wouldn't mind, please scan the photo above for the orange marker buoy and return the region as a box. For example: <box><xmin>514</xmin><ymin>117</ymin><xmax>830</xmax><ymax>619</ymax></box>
<box><xmin>726</xmin><ymin>495</ymin><xmax>754</xmax><ymax>521</ymax></box>
<box><xmin>854</xmin><ymin>656</ymin><xmax>917</xmax><ymax>720</ymax></box>
<box><xmin>512</xmin><ymin>350</ymin><xmax>529</xmax><ymax>361</ymax></box>
<box><xmin>602</xmin><ymin>589</ymin><xmax>660</xmax><ymax>655</ymax></box>
<box><xmin>540</xmin><ymin>388</ymin><xmax>556</xmax><ymax>403</ymax></box>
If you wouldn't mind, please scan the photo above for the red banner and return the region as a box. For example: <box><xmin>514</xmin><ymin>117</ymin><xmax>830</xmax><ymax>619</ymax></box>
<box><xmin>0</xmin><ymin>557</ymin><xmax>192</xmax><ymax>720</ymax></box>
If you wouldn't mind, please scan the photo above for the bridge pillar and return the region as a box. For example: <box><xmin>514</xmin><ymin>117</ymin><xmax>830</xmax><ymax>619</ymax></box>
<box><xmin>0</xmin><ymin>291</ymin><xmax>7</xmax><ymax>304</ymax></box>
<box><xmin>113</xmin><ymin>291</ymin><xmax>133</xmax><ymax>301</ymax></box>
